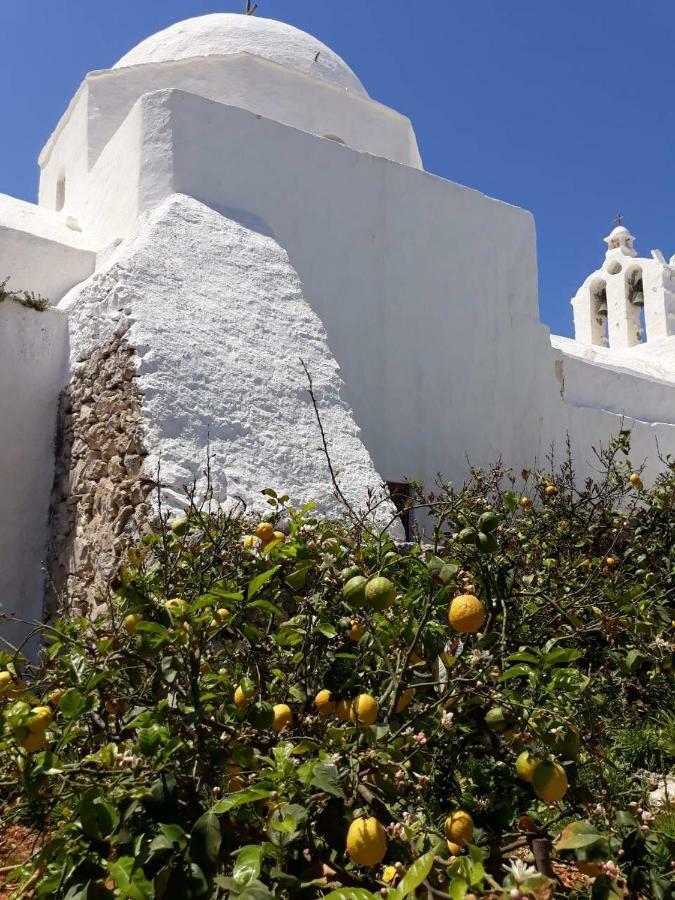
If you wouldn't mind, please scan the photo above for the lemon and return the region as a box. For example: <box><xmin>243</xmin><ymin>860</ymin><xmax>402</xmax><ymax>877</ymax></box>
<box><xmin>346</xmin><ymin>817</ymin><xmax>387</xmax><ymax>866</ymax></box>
<box><xmin>532</xmin><ymin>760</ymin><xmax>568</xmax><ymax>803</ymax></box>
<box><xmin>165</xmin><ymin>598</ymin><xmax>188</xmax><ymax>617</ymax></box>
<box><xmin>336</xmin><ymin>699</ymin><xmax>352</xmax><ymax>722</ymax></box>
<box><xmin>629</xmin><ymin>473</ymin><xmax>642</xmax><ymax>488</ymax></box>
<box><xmin>515</xmin><ymin>750</ymin><xmax>541</xmax><ymax>783</ymax></box>
<box><xmin>48</xmin><ymin>689</ymin><xmax>63</xmax><ymax>707</ymax></box>
<box><xmin>350</xmin><ymin>693</ymin><xmax>378</xmax><ymax>726</ymax></box>
<box><xmin>242</xmin><ymin>534</ymin><xmax>257</xmax><ymax>549</ymax></box>
<box><xmin>365</xmin><ymin>576</ymin><xmax>395</xmax><ymax>611</ymax></box>
<box><xmin>170</xmin><ymin>518</ymin><xmax>188</xmax><ymax>536</ymax></box>
<box><xmin>545</xmin><ymin>484</ymin><xmax>558</xmax><ymax>496</ymax></box>
<box><xmin>0</xmin><ymin>671</ymin><xmax>13</xmax><ymax>697</ymax></box>
<box><xmin>272</xmin><ymin>703</ymin><xmax>293</xmax><ymax>732</ymax></box>
<box><xmin>395</xmin><ymin>689</ymin><xmax>414</xmax><ymax>713</ymax></box>
<box><xmin>448</xmin><ymin>595</ymin><xmax>486</xmax><ymax>634</ymax></box>
<box><xmin>255</xmin><ymin>522</ymin><xmax>275</xmax><ymax>543</ymax></box>
<box><xmin>19</xmin><ymin>731</ymin><xmax>47</xmax><ymax>753</ymax></box>
<box><xmin>315</xmin><ymin>689</ymin><xmax>336</xmax><ymax>718</ymax></box>
<box><xmin>27</xmin><ymin>706</ymin><xmax>53</xmax><ymax>734</ymax></box>
<box><xmin>347</xmin><ymin>620</ymin><xmax>364</xmax><ymax>642</ymax></box>
<box><xmin>123</xmin><ymin>613</ymin><xmax>143</xmax><ymax>634</ymax></box>
<box><xmin>272</xmin><ymin>531</ymin><xmax>286</xmax><ymax>543</ymax></box>
<box><xmin>343</xmin><ymin>576</ymin><xmax>367</xmax><ymax>607</ymax></box>
<box><xmin>234</xmin><ymin>685</ymin><xmax>254</xmax><ymax>709</ymax></box>
<box><xmin>444</xmin><ymin>811</ymin><xmax>474</xmax><ymax>847</ymax></box>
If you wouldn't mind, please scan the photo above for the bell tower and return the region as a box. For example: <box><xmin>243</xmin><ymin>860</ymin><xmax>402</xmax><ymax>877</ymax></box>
<box><xmin>571</xmin><ymin>222</ymin><xmax>675</xmax><ymax>349</ymax></box>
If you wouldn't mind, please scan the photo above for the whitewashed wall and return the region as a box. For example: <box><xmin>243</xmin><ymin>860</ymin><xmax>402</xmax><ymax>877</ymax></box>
<box><xmin>0</xmin><ymin>302</ymin><xmax>68</xmax><ymax>648</ymax></box>
<box><xmin>0</xmin><ymin>195</ymin><xmax>95</xmax><ymax>302</ymax></box>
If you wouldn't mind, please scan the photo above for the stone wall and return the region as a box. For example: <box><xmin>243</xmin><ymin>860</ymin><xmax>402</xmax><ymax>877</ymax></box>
<box><xmin>47</xmin><ymin>327</ymin><xmax>153</xmax><ymax>616</ymax></box>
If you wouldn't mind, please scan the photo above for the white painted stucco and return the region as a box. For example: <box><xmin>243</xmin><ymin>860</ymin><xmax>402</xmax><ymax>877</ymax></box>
<box><xmin>61</xmin><ymin>194</ymin><xmax>400</xmax><ymax>530</ymax></box>
<box><xmin>0</xmin><ymin>194</ymin><xmax>95</xmax><ymax>302</ymax></box>
<box><xmin>113</xmin><ymin>14</ymin><xmax>367</xmax><ymax>96</ymax></box>
<box><xmin>0</xmin><ymin>302</ymin><xmax>68</xmax><ymax>648</ymax></box>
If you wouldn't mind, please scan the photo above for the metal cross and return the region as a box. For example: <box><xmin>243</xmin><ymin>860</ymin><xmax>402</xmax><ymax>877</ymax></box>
<box><xmin>614</xmin><ymin>212</ymin><xmax>624</xmax><ymax>227</ymax></box>
<box><xmin>245</xmin><ymin>1</ymin><xmax>258</xmax><ymax>14</ymax></box>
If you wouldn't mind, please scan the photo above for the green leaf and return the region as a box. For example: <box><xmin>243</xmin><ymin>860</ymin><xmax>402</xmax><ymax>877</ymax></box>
<box><xmin>59</xmin><ymin>687</ymin><xmax>87</xmax><ymax>719</ymax></box>
<box><xmin>211</xmin><ymin>787</ymin><xmax>274</xmax><ymax>814</ymax></box>
<box><xmin>315</xmin><ymin>622</ymin><xmax>337</xmax><ymax>638</ymax></box>
<box><xmin>286</xmin><ymin>564</ymin><xmax>314</xmax><ymax>591</ymax></box>
<box><xmin>556</xmin><ymin>821</ymin><xmax>603</xmax><ymax>851</ymax></box>
<box><xmin>108</xmin><ymin>856</ymin><xmax>154</xmax><ymax>900</ymax></box>
<box><xmin>247</xmin><ymin>599</ymin><xmax>284</xmax><ymax>618</ymax></box>
<box><xmin>248</xmin><ymin>567</ymin><xmax>281</xmax><ymax>600</ymax></box>
<box><xmin>310</xmin><ymin>762</ymin><xmax>345</xmax><ymax>799</ymax></box>
<box><xmin>78</xmin><ymin>789</ymin><xmax>119</xmax><ymax>840</ymax></box>
<box><xmin>448</xmin><ymin>878</ymin><xmax>468</xmax><ymax>900</ymax></box>
<box><xmin>390</xmin><ymin>846</ymin><xmax>438</xmax><ymax>897</ymax></box>
<box><xmin>322</xmin><ymin>890</ymin><xmax>376</xmax><ymax>899</ymax></box>
<box><xmin>232</xmin><ymin>844</ymin><xmax>263</xmax><ymax>887</ymax></box>
<box><xmin>190</xmin><ymin>812</ymin><xmax>221</xmax><ymax>870</ymax></box>
<box><xmin>498</xmin><ymin>665</ymin><xmax>534</xmax><ymax>682</ymax></box>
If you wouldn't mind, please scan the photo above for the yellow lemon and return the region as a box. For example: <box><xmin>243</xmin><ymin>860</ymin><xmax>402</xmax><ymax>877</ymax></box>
<box><xmin>350</xmin><ymin>693</ymin><xmax>378</xmax><ymax>726</ymax></box>
<box><xmin>444</xmin><ymin>811</ymin><xmax>474</xmax><ymax>847</ymax></box>
<box><xmin>272</xmin><ymin>703</ymin><xmax>293</xmax><ymax>733</ymax></box>
<box><xmin>165</xmin><ymin>598</ymin><xmax>188</xmax><ymax>617</ymax></box>
<box><xmin>336</xmin><ymin>699</ymin><xmax>352</xmax><ymax>722</ymax></box>
<box><xmin>19</xmin><ymin>731</ymin><xmax>47</xmax><ymax>753</ymax></box>
<box><xmin>273</xmin><ymin>531</ymin><xmax>286</xmax><ymax>543</ymax></box>
<box><xmin>395</xmin><ymin>689</ymin><xmax>414</xmax><ymax>713</ymax></box>
<box><xmin>27</xmin><ymin>706</ymin><xmax>53</xmax><ymax>734</ymax></box>
<box><xmin>314</xmin><ymin>690</ymin><xmax>336</xmax><ymax>718</ymax></box>
<box><xmin>242</xmin><ymin>534</ymin><xmax>257</xmax><ymax>549</ymax></box>
<box><xmin>347</xmin><ymin>621</ymin><xmax>364</xmax><ymax>642</ymax></box>
<box><xmin>346</xmin><ymin>817</ymin><xmax>387</xmax><ymax>867</ymax></box>
<box><xmin>520</xmin><ymin>497</ymin><xmax>532</xmax><ymax>509</ymax></box>
<box><xmin>123</xmin><ymin>613</ymin><xmax>143</xmax><ymax>634</ymax></box>
<box><xmin>545</xmin><ymin>484</ymin><xmax>558</xmax><ymax>496</ymax></box>
<box><xmin>448</xmin><ymin>595</ymin><xmax>486</xmax><ymax>634</ymax></box>
<box><xmin>605</xmin><ymin>556</ymin><xmax>618</xmax><ymax>569</ymax></box>
<box><xmin>629</xmin><ymin>473</ymin><xmax>642</xmax><ymax>488</ymax></box>
<box><xmin>255</xmin><ymin>522</ymin><xmax>275</xmax><ymax>543</ymax></box>
<box><xmin>532</xmin><ymin>761</ymin><xmax>568</xmax><ymax>803</ymax></box>
<box><xmin>234</xmin><ymin>685</ymin><xmax>254</xmax><ymax>709</ymax></box>
<box><xmin>515</xmin><ymin>751</ymin><xmax>541</xmax><ymax>783</ymax></box>
<box><xmin>0</xmin><ymin>671</ymin><xmax>13</xmax><ymax>697</ymax></box>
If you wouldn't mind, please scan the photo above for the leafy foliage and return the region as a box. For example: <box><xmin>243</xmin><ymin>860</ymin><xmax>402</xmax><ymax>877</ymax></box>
<box><xmin>0</xmin><ymin>437</ymin><xmax>673</xmax><ymax>898</ymax></box>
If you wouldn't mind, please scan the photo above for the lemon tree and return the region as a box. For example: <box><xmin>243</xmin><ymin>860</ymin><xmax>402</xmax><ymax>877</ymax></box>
<box><xmin>0</xmin><ymin>435</ymin><xmax>673</xmax><ymax>899</ymax></box>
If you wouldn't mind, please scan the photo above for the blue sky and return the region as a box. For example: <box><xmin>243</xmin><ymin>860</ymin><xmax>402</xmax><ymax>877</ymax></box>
<box><xmin>1</xmin><ymin>1</ymin><xmax>672</xmax><ymax>338</ymax></box>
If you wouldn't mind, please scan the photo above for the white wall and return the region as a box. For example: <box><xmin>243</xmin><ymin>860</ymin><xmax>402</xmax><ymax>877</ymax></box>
<box><xmin>38</xmin><ymin>54</ymin><xmax>421</xmax><ymax>230</ymax></box>
<box><xmin>61</xmin><ymin>194</ymin><xmax>400</xmax><ymax>531</ymax></box>
<box><xmin>0</xmin><ymin>195</ymin><xmax>95</xmax><ymax>302</ymax></box>
<box><xmin>0</xmin><ymin>302</ymin><xmax>68</xmax><ymax>649</ymax></box>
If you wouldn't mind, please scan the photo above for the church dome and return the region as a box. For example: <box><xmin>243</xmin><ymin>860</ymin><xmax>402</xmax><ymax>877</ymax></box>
<box><xmin>113</xmin><ymin>14</ymin><xmax>368</xmax><ymax>97</ymax></box>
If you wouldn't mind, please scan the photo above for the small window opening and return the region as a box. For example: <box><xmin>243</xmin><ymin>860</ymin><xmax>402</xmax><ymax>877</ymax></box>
<box><xmin>592</xmin><ymin>282</ymin><xmax>609</xmax><ymax>347</ymax></box>
<box><xmin>55</xmin><ymin>173</ymin><xmax>66</xmax><ymax>212</ymax></box>
<box><xmin>628</xmin><ymin>270</ymin><xmax>646</xmax><ymax>342</ymax></box>
<box><xmin>387</xmin><ymin>481</ymin><xmax>413</xmax><ymax>540</ymax></box>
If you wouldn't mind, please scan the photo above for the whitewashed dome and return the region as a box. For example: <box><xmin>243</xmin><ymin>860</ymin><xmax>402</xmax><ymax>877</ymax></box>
<box><xmin>113</xmin><ymin>14</ymin><xmax>367</xmax><ymax>97</ymax></box>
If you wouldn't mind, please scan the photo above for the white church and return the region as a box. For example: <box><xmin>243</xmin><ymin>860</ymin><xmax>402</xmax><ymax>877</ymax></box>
<box><xmin>1</xmin><ymin>13</ymin><xmax>674</xmax><ymax>638</ymax></box>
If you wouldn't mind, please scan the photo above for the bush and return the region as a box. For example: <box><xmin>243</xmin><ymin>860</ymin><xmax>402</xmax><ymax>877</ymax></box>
<box><xmin>1</xmin><ymin>436</ymin><xmax>674</xmax><ymax>899</ymax></box>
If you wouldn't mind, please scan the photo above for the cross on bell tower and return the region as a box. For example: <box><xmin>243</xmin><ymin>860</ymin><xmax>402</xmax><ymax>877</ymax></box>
<box><xmin>245</xmin><ymin>1</ymin><xmax>258</xmax><ymax>14</ymax></box>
